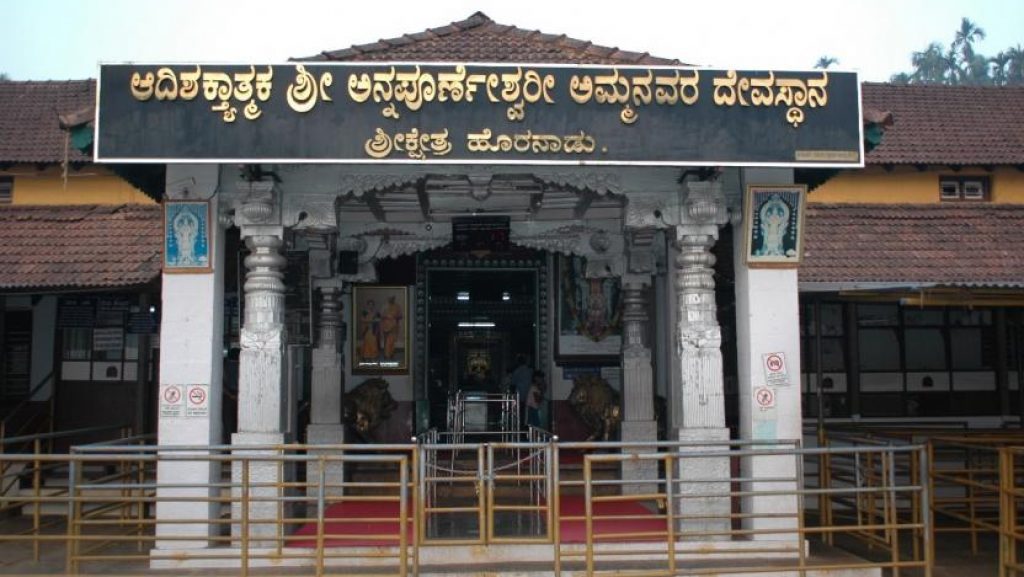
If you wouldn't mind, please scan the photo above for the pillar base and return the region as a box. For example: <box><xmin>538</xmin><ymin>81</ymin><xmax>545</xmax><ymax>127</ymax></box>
<box><xmin>675</xmin><ymin>427</ymin><xmax>731</xmax><ymax>540</ymax></box>
<box><xmin>231</xmin><ymin>431</ymin><xmax>288</xmax><ymax>546</ymax></box>
<box><xmin>620</xmin><ymin>420</ymin><xmax>658</xmax><ymax>495</ymax></box>
<box><xmin>306</xmin><ymin>424</ymin><xmax>346</xmax><ymax>498</ymax></box>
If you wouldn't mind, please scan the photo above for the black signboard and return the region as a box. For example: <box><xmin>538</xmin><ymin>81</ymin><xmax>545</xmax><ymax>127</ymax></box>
<box><xmin>96</xmin><ymin>63</ymin><xmax>862</xmax><ymax>167</ymax></box>
<box><xmin>127</xmin><ymin>311</ymin><xmax>159</xmax><ymax>335</ymax></box>
<box><xmin>58</xmin><ymin>297</ymin><xmax>96</xmax><ymax>328</ymax></box>
<box><xmin>452</xmin><ymin>216</ymin><xmax>510</xmax><ymax>253</ymax></box>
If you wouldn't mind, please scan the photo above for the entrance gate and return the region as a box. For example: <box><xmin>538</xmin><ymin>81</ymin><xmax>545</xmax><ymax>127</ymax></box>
<box><xmin>418</xmin><ymin>431</ymin><xmax>553</xmax><ymax>545</ymax></box>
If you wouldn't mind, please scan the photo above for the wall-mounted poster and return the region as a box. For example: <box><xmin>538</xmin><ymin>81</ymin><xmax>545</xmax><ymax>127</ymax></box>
<box><xmin>744</xmin><ymin>185</ymin><xmax>807</xmax><ymax>267</ymax></box>
<box><xmin>352</xmin><ymin>285</ymin><xmax>409</xmax><ymax>374</ymax></box>
<box><xmin>555</xmin><ymin>255</ymin><xmax>622</xmax><ymax>363</ymax></box>
<box><xmin>164</xmin><ymin>201</ymin><xmax>211</xmax><ymax>273</ymax></box>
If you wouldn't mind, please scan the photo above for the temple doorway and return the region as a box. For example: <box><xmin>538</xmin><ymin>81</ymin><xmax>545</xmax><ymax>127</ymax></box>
<box><xmin>423</xmin><ymin>259</ymin><xmax>542</xmax><ymax>432</ymax></box>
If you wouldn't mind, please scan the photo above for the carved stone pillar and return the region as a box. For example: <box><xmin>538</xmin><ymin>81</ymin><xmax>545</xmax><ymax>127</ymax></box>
<box><xmin>236</xmin><ymin>233</ymin><xmax>287</xmax><ymax>434</ymax></box>
<box><xmin>673</xmin><ymin>181</ymin><xmax>732</xmax><ymax>539</ymax></box>
<box><xmin>675</xmin><ymin>233</ymin><xmax>726</xmax><ymax>430</ymax></box>
<box><xmin>619</xmin><ymin>275</ymin><xmax>658</xmax><ymax>494</ymax></box>
<box><xmin>232</xmin><ymin>215</ymin><xmax>288</xmax><ymax>543</ymax></box>
<box><xmin>307</xmin><ymin>281</ymin><xmax>346</xmax><ymax>497</ymax></box>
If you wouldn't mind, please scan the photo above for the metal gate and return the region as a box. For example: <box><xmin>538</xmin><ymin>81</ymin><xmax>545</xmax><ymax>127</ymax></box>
<box><xmin>417</xmin><ymin>430</ymin><xmax>553</xmax><ymax>545</ymax></box>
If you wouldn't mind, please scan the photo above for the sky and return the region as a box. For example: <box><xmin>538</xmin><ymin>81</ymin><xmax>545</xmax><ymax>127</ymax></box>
<box><xmin>2</xmin><ymin>0</ymin><xmax>1021</xmax><ymax>82</ymax></box>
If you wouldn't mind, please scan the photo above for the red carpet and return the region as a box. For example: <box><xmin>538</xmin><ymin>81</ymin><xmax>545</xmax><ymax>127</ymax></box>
<box><xmin>289</xmin><ymin>495</ymin><xmax>665</xmax><ymax>547</ymax></box>
<box><xmin>290</xmin><ymin>500</ymin><xmax>414</xmax><ymax>547</ymax></box>
<box><xmin>557</xmin><ymin>495</ymin><xmax>667</xmax><ymax>543</ymax></box>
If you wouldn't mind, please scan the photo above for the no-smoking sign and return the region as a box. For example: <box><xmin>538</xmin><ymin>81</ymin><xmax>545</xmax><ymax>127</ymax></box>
<box><xmin>761</xmin><ymin>352</ymin><xmax>790</xmax><ymax>386</ymax></box>
<box><xmin>754</xmin><ymin>386</ymin><xmax>776</xmax><ymax>410</ymax></box>
<box><xmin>186</xmin><ymin>384</ymin><xmax>210</xmax><ymax>418</ymax></box>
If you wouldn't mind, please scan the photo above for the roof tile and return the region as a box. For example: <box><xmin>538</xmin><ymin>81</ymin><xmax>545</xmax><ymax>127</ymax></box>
<box><xmin>801</xmin><ymin>203</ymin><xmax>1024</xmax><ymax>287</ymax></box>
<box><xmin>0</xmin><ymin>204</ymin><xmax>162</xmax><ymax>291</ymax></box>
<box><xmin>0</xmin><ymin>80</ymin><xmax>95</xmax><ymax>164</ymax></box>
<box><xmin>298</xmin><ymin>12</ymin><xmax>680</xmax><ymax>65</ymax></box>
<box><xmin>864</xmin><ymin>83</ymin><xmax>1024</xmax><ymax>166</ymax></box>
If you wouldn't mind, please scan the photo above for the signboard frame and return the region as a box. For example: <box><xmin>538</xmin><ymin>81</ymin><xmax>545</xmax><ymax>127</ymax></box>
<box><xmin>95</xmin><ymin>61</ymin><xmax>864</xmax><ymax>168</ymax></box>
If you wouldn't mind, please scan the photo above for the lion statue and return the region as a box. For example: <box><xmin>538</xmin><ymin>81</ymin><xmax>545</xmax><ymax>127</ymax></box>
<box><xmin>568</xmin><ymin>374</ymin><xmax>622</xmax><ymax>442</ymax></box>
<box><xmin>343</xmin><ymin>378</ymin><xmax>398</xmax><ymax>442</ymax></box>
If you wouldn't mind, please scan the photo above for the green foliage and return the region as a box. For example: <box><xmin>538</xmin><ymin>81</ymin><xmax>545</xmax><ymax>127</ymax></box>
<box><xmin>815</xmin><ymin>56</ymin><xmax>839</xmax><ymax>70</ymax></box>
<box><xmin>889</xmin><ymin>17</ymin><xmax>1024</xmax><ymax>85</ymax></box>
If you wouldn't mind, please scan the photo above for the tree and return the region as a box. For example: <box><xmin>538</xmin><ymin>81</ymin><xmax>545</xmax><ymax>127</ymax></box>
<box><xmin>0</xmin><ymin>73</ymin><xmax>9</xmax><ymax>82</ymax></box>
<box><xmin>814</xmin><ymin>56</ymin><xmax>839</xmax><ymax>70</ymax></box>
<box><xmin>990</xmin><ymin>51</ymin><xmax>1011</xmax><ymax>85</ymax></box>
<box><xmin>910</xmin><ymin>42</ymin><xmax>953</xmax><ymax>84</ymax></box>
<box><xmin>1006</xmin><ymin>44</ymin><xmax>1024</xmax><ymax>84</ymax></box>
<box><xmin>952</xmin><ymin>17</ymin><xmax>986</xmax><ymax>64</ymax></box>
<box><xmin>889</xmin><ymin>17</ymin><xmax>1024</xmax><ymax>85</ymax></box>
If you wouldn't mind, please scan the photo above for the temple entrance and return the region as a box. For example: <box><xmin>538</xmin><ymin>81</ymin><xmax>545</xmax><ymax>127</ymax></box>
<box><xmin>423</xmin><ymin>256</ymin><xmax>543</xmax><ymax>433</ymax></box>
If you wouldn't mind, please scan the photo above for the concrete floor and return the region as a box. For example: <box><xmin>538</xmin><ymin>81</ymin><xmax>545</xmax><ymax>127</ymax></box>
<box><xmin>0</xmin><ymin>529</ymin><xmax>1001</xmax><ymax>576</ymax></box>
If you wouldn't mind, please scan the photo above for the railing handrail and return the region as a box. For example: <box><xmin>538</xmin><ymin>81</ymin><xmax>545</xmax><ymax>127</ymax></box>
<box><xmin>0</xmin><ymin>369</ymin><xmax>55</xmax><ymax>429</ymax></box>
<box><xmin>0</xmin><ymin>423</ymin><xmax>129</xmax><ymax>447</ymax></box>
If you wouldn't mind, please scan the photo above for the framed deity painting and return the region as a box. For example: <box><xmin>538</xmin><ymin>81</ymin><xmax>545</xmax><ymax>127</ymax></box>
<box><xmin>554</xmin><ymin>255</ymin><xmax>622</xmax><ymax>363</ymax></box>
<box><xmin>744</xmin><ymin>184</ymin><xmax>807</xmax><ymax>267</ymax></box>
<box><xmin>164</xmin><ymin>200</ymin><xmax>212</xmax><ymax>273</ymax></box>
<box><xmin>351</xmin><ymin>285</ymin><xmax>409</xmax><ymax>374</ymax></box>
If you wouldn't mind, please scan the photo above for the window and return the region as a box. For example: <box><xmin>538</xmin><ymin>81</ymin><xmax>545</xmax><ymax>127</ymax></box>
<box><xmin>58</xmin><ymin>295</ymin><xmax>150</xmax><ymax>382</ymax></box>
<box><xmin>939</xmin><ymin>176</ymin><xmax>990</xmax><ymax>201</ymax></box>
<box><xmin>0</xmin><ymin>177</ymin><xmax>11</xmax><ymax>204</ymax></box>
<box><xmin>2</xmin><ymin>310</ymin><xmax>32</xmax><ymax>399</ymax></box>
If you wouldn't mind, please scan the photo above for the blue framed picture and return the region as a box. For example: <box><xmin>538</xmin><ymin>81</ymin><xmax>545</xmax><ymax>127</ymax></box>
<box><xmin>744</xmin><ymin>185</ymin><xmax>807</xmax><ymax>267</ymax></box>
<box><xmin>164</xmin><ymin>201</ymin><xmax>212</xmax><ymax>273</ymax></box>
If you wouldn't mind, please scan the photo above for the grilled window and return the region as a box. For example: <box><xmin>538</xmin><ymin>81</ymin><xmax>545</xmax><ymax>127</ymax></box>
<box><xmin>0</xmin><ymin>177</ymin><xmax>12</xmax><ymax>204</ymax></box>
<box><xmin>939</xmin><ymin>176</ymin><xmax>990</xmax><ymax>201</ymax></box>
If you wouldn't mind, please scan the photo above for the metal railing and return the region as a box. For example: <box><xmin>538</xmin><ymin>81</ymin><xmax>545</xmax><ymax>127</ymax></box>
<box><xmin>816</xmin><ymin>424</ymin><xmax>1024</xmax><ymax>576</ymax></box>
<box><xmin>0</xmin><ymin>438</ymin><xmax>932</xmax><ymax>577</ymax></box>
<box><xmin>1000</xmin><ymin>446</ymin><xmax>1024</xmax><ymax>577</ymax></box>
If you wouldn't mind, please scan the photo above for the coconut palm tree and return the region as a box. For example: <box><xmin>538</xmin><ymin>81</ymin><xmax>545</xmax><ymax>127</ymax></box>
<box><xmin>814</xmin><ymin>56</ymin><xmax>839</xmax><ymax>70</ymax></box>
<box><xmin>1006</xmin><ymin>44</ymin><xmax>1024</xmax><ymax>85</ymax></box>
<box><xmin>990</xmin><ymin>51</ymin><xmax>1010</xmax><ymax>85</ymax></box>
<box><xmin>950</xmin><ymin>17</ymin><xmax>987</xmax><ymax>83</ymax></box>
<box><xmin>952</xmin><ymin>17</ymin><xmax>986</xmax><ymax>63</ymax></box>
<box><xmin>911</xmin><ymin>42</ymin><xmax>954</xmax><ymax>84</ymax></box>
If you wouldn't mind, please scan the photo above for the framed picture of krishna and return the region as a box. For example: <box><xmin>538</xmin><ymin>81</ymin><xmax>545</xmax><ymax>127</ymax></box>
<box><xmin>554</xmin><ymin>255</ymin><xmax>622</xmax><ymax>363</ymax></box>
<box><xmin>744</xmin><ymin>184</ymin><xmax>807</xmax><ymax>267</ymax></box>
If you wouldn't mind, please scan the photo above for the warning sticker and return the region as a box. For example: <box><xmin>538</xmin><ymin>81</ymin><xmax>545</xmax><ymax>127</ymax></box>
<box><xmin>754</xmin><ymin>386</ymin><xmax>776</xmax><ymax>410</ymax></box>
<box><xmin>186</xmin><ymin>384</ymin><xmax>210</xmax><ymax>418</ymax></box>
<box><xmin>160</xmin><ymin>384</ymin><xmax>185</xmax><ymax>418</ymax></box>
<box><xmin>761</xmin><ymin>352</ymin><xmax>790</xmax><ymax>386</ymax></box>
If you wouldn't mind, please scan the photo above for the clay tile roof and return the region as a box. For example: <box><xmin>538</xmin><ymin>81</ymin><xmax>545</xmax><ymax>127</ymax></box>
<box><xmin>299</xmin><ymin>11</ymin><xmax>681</xmax><ymax>65</ymax></box>
<box><xmin>800</xmin><ymin>203</ymin><xmax>1024</xmax><ymax>288</ymax></box>
<box><xmin>863</xmin><ymin>83</ymin><xmax>1024</xmax><ymax>166</ymax></box>
<box><xmin>0</xmin><ymin>204</ymin><xmax>163</xmax><ymax>291</ymax></box>
<box><xmin>0</xmin><ymin>80</ymin><xmax>95</xmax><ymax>164</ymax></box>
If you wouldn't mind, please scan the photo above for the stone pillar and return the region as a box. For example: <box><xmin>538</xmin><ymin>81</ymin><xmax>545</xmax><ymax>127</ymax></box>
<box><xmin>232</xmin><ymin>201</ymin><xmax>288</xmax><ymax>543</ymax></box>
<box><xmin>619</xmin><ymin>276</ymin><xmax>658</xmax><ymax>494</ymax></box>
<box><xmin>307</xmin><ymin>281</ymin><xmax>346</xmax><ymax>497</ymax></box>
<box><xmin>734</xmin><ymin>168</ymin><xmax>802</xmax><ymax>543</ymax></box>
<box><xmin>154</xmin><ymin>165</ymin><xmax>224</xmax><ymax>550</ymax></box>
<box><xmin>673</xmin><ymin>229</ymin><xmax>731</xmax><ymax>539</ymax></box>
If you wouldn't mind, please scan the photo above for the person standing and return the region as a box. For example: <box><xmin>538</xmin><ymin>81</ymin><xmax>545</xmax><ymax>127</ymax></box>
<box><xmin>527</xmin><ymin>370</ymin><xmax>546</xmax><ymax>429</ymax></box>
<box><xmin>509</xmin><ymin>354</ymin><xmax>533</xmax><ymax>427</ymax></box>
